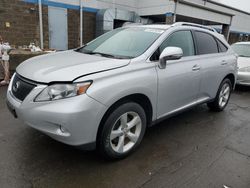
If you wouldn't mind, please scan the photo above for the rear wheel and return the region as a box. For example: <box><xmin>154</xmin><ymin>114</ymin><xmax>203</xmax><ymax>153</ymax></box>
<box><xmin>207</xmin><ymin>78</ymin><xmax>232</xmax><ymax>112</ymax></box>
<box><xmin>97</xmin><ymin>102</ymin><xmax>146</xmax><ymax>160</ymax></box>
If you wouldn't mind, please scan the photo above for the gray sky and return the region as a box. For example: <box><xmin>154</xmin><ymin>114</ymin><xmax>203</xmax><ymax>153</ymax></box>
<box><xmin>218</xmin><ymin>0</ymin><xmax>250</xmax><ymax>13</ymax></box>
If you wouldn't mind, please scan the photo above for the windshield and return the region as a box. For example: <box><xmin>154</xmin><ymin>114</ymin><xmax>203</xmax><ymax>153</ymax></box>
<box><xmin>76</xmin><ymin>27</ymin><xmax>164</xmax><ymax>59</ymax></box>
<box><xmin>231</xmin><ymin>44</ymin><xmax>250</xmax><ymax>57</ymax></box>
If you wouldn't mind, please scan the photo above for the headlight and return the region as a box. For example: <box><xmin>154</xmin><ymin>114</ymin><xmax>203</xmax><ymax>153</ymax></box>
<box><xmin>239</xmin><ymin>66</ymin><xmax>250</xmax><ymax>72</ymax></box>
<box><xmin>34</xmin><ymin>81</ymin><xmax>92</xmax><ymax>102</ymax></box>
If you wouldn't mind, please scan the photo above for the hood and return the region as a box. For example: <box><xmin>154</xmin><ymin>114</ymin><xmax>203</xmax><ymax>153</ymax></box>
<box><xmin>237</xmin><ymin>57</ymin><xmax>250</xmax><ymax>69</ymax></box>
<box><xmin>16</xmin><ymin>50</ymin><xmax>130</xmax><ymax>83</ymax></box>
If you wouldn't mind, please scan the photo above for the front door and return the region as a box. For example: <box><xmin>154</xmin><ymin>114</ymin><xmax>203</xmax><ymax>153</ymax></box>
<box><xmin>155</xmin><ymin>30</ymin><xmax>201</xmax><ymax>119</ymax></box>
<box><xmin>48</xmin><ymin>6</ymin><xmax>68</xmax><ymax>50</ymax></box>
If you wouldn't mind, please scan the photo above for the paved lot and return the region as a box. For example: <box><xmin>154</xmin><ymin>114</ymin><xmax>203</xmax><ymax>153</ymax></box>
<box><xmin>0</xmin><ymin>86</ymin><xmax>250</xmax><ymax>188</ymax></box>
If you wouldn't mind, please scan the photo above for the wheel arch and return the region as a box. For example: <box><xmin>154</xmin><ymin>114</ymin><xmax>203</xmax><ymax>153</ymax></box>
<box><xmin>223</xmin><ymin>73</ymin><xmax>236</xmax><ymax>88</ymax></box>
<box><xmin>96</xmin><ymin>93</ymin><xmax>153</xmax><ymax>142</ymax></box>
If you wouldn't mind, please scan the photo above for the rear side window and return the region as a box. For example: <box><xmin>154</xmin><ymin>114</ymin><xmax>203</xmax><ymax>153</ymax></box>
<box><xmin>217</xmin><ymin>39</ymin><xmax>228</xmax><ymax>53</ymax></box>
<box><xmin>195</xmin><ymin>31</ymin><xmax>219</xmax><ymax>55</ymax></box>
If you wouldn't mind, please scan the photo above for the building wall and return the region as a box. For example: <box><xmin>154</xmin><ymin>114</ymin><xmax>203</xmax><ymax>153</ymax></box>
<box><xmin>49</xmin><ymin>0</ymin><xmax>250</xmax><ymax>34</ymax></box>
<box><xmin>0</xmin><ymin>0</ymin><xmax>96</xmax><ymax>49</ymax></box>
<box><xmin>229</xmin><ymin>33</ymin><xmax>240</xmax><ymax>44</ymax></box>
<box><xmin>230</xmin><ymin>12</ymin><xmax>250</xmax><ymax>34</ymax></box>
<box><xmin>50</xmin><ymin>0</ymin><xmax>137</xmax><ymax>12</ymax></box>
<box><xmin>42</xmin><ymin>6</ymin><xmax>49</xmax><ymax>48</ymax></box>
<box><xmin>137</xmin><ymin>0</ymin><xmax>174</xmax><ymax>16</ymax></box>
<box><xmin>0</xmin><ymin>0</ymin><xmax>49</xmax><ymax>48</ymax></box>
<box><xmin>60</xmin><ymin>8</ymin><xmax>97</xmax><ymax>49</ymax></box>
<box><xmin>205</xmin><ymin>1</ymin><xmax>250</xmax><ymax>34</ymax></box>
<box><xmin>176</xmin><ymin>3</ymin><xmax>231</xmax><ymax>25</ymax></box>
<box><xmin>1</xmin><ymin>0</ymin><xmax>250</xmax><ymax>49</ymax></box>
<box><xmin>67</xmin><ymin>9</ymin><xmax>96</xmax><ymax>49</ymax></box>
<box><xmin>83</xmin><ymin>11</ymin><xmax>96</xmax><ymax>44</ymax></box>
<box><xmin>68</xmin><ymin>9</ymin><xmax>80</xmax><ymax>49</ymax></box>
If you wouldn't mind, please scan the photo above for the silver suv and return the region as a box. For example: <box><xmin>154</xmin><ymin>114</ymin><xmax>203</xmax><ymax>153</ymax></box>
<box><xmin>7</xmin><ymin>22</ymin><xmax>237</xmax><ymax>159</ymax></box>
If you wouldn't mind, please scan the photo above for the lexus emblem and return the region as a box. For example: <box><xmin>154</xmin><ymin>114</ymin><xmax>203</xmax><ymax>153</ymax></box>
<box><xmin>13</xmin><ymin>81</ymin><xmax>21</xmax><ymax>92</ymax></box>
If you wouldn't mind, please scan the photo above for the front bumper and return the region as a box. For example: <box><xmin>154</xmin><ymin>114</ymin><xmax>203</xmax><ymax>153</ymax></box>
<box><xmin>6</xmin><ymin>79</ymin><xmax>107</xmax><ymax>147</ymax></box>
<box><xmin>237</xmin><ymin>72</ymin><xmax>250</xmax><ymax>86</ymax></box>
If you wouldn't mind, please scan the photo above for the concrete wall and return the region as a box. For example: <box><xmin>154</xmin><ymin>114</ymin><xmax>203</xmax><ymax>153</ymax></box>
<box><xmin>52</xmin><ymin>0</ymin><xmax>137</xmax><ymax>11</ymax></box>
<box><xmin>205</xmin><ymin>1</ymin><xmax>250</xmax><ymax>34</ymax></box>
<box><xmin>230</xmin><ymin>12</ymin><xmax>250</xmax><ymax>34</ymax></box>
<box><xmin>137</xmin><ymin>0</ymin><xmax>174</xmax><ymax>16</ymax></box>
<box><xmin>176</xmin><ymin>3</ymin><xmax>231</xmax><ymax>24</ymax></box>
<box><xmin>48</xmin><ymin>0</ymin><xmax>250</xmax><ymax>34</ymax></box>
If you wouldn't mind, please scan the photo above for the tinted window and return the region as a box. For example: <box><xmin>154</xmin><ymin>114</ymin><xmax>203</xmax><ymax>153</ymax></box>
<box><xmin>217</xmin><ymin>40</ymin><xmax>228</xmax><ymax>53</ymax></box>
<box><xmin>195</xmin><ymin>31</ymin><xmax>219</xmax><ymax>55</ymax></box>
<box><xmin>159</xmin><ymin>30</ymin><xmax>195</xmax><ymax>57</ymax></box>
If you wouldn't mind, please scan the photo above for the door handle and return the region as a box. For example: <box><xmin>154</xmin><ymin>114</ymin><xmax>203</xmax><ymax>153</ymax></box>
<box><xmin>221</xmin><ymin>60</ymin><xmax>228</xmax><ymax>65</ymax></box>
<box><xmin>192</xmin><ymin>64</ymin><xmax>201</xmax><ymax>71</ymax></box>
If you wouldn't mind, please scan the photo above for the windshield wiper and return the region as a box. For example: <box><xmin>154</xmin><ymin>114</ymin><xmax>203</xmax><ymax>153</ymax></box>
<box><xmin>91</xmin><ymin>52</ymin><xmax>116</xmax><ymax>58</ymax></box>
<box><xmin>76</xmin><ymin>48</ymin><xmax>132</xmax><ymax>59</ymax></box>
<box><xmin>86</xmin><ymin>51</ymin><xmax>130</xmax><ymax>59</ymax></box>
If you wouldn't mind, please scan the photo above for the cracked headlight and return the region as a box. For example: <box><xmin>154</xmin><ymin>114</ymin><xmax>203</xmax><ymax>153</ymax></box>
<box><xmin>34</xmin><ymin>82</ymin><xmax>92</xmax><ymax>102</ymax></box>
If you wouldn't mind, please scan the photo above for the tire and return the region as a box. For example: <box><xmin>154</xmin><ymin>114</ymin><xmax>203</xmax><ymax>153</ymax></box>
<box><xmin>97</xmin><ymin>102</ymin><xmax>147</xmax><ymax>160</ymax></box>
<box><xmin>207</xmin><ymin>78</ymin><xmax>232</xmax><ymax>112</ymax></box>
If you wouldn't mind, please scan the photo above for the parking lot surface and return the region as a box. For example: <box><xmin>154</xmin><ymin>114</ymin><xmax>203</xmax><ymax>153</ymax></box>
<box><xmin>0</xmin><ymin>86</ymin><xmax>250</xmax><ymax>188</ymax></box>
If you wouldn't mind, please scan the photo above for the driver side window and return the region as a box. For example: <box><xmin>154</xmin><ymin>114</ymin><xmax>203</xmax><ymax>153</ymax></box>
<box><xmin>151</xmin><ymin>30</ymin><xmax>195</xmax><ymax>61</ymax></box>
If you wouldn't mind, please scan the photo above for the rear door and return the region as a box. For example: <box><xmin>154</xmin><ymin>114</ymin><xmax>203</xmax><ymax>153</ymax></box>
<box><xmin>154</xmin><ymin>30</ymin><xmax>201</xmax><ymax>119</ymax></box>
<box><xmin>193</xmin><ymin>31</ymin><xmax>230</xmax><ymax>100</ymax></box>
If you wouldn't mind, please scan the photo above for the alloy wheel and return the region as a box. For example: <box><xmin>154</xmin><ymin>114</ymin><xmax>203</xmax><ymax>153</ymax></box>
<box><xmin>110</xmin><ymin>111</ymin><xmax>142</xmax><ymax>153</ymax></box>
<box><xmin>219</xmin><ymin>83</ymin><xmax>230</xmax><ymax>108</ymax></box>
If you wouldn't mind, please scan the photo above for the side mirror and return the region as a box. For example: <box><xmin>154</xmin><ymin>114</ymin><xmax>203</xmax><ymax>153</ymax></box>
<box><xmin>159</xmin><ymin>47</ymin><xmax>183</xmax><ymax>69</ymax></box>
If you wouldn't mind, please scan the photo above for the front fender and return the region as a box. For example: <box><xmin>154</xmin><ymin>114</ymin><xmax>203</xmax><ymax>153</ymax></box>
<box><xmin>76</xmin><ymin>63</ymin><xmax>158</xmax><ymax>121</ymax></box>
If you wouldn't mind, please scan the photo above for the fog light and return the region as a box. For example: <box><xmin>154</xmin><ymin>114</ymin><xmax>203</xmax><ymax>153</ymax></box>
<box><xmin>60</xmin><ymin>125</ymin><xmax>67</xmax><ymax>133</ymax></box>
<box><xmin>57</xmin><ymin>125</ymin><xmax>70</xmax><ymax>137</ymax></box>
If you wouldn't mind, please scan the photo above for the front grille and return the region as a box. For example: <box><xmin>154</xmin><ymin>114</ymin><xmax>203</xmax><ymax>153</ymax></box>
<box><xmin>11</xmin><ymin>74</ymin><xmax>36</xmax><ymax>101</ymax></box>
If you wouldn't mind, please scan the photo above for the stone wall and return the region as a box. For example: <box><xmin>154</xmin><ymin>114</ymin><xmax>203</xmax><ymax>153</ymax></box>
<box><xmin>68</xmin><ymin>9</ymin><xmax>80</xmax><ymax>49</ymax></box>
<box><xmin>228</xmin><ymin>33</ymin><xmax>240</xmax><ymax>44</ymax></box>
<box><xmin>165</xmin><ymin>15</ymin><xmax>174</xmax><ymax>24</ymax></box>
<box><xmin>228</xmin><ymin>33</ymin><xmax>250</xmax><ymax>44</ymax></box>
<box><xmin>0</xmin><ymin>0</ymin><xmax>96</xmax><ymax>50</ymax></box>
<box><xmin>0</xmin><ymin>0</ymin><xmax>49</xmax><ymax>48</ymax></box>
<box><xmin>67</xmin><ymin>10</ymin><xmax>96</xmax><ymax>49</ymax></box>
<box><xmin>83</xmin><ymin>11</ymin><xmax>96</xmax><ymax>44</ymax></box>
<box><xmin>42</xmin><ymin>5</ymin><xmax>49</xmax><ymax>48</ymax></box>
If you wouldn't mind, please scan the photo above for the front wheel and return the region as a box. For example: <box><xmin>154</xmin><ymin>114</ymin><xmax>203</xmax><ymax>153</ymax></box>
<box><xmin>207</xmin><ymin>78</ymin><xmax>232</xmax><ymax>112</ymax></box>
<box><xmin>97</xmin><ymin>102</ymin><xmax>147</xmax><ymax>160</ymax></box>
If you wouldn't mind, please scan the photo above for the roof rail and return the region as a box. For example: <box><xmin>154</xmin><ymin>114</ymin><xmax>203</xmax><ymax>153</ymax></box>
<box><xmin>122</xmin><ymin>22</ymin><xmax>144</xmax><ymax>27</ymax></box>
<box><xmin>172</xmin><ymin>22</ymin><xmax>217</xmax><ymax>32</ymax></box>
